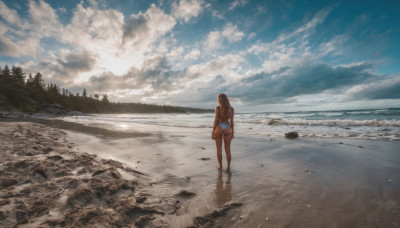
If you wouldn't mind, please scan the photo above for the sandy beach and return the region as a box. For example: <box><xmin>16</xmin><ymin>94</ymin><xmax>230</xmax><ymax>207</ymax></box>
<box><xmin>1</xmin><ymin>120</ymin><xmax>400</xmax><ymax>227</ymax></box>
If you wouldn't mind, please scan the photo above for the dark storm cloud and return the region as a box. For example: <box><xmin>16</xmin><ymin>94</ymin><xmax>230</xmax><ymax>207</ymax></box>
<box><xmin>350</xmin><ymin>78</ymin><xmax>400</xmax><ymax>100</ymax></box>
<box><xmin>229</xmin><ymin>62</ymin><xmax>377</xmax><ymax>103</ymax></box>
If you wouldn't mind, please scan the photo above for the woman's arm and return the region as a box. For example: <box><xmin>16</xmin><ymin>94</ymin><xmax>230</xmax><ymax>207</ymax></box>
<box><xmin>230</xmin><ymin>108</ymin><xmax>234</xmax><ymax>139</ymax></box>
<box><xmin>212</xmin><ymin>106</ymin><xmax>219</xmax><ymax>139</ymax></box>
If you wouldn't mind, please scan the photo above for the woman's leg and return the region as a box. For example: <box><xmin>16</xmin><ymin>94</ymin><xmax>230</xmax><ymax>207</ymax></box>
<box><xmin>223</xmin><ymin>127</ymin><xmax>232</xmax><ymax>171</ymax></box>
<box><xmin>214</xmin><ymin>126</ymin><xmax>223</xmax><ymax>170</ymax></box>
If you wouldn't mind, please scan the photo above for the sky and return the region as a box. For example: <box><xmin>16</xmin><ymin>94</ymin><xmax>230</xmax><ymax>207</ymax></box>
<box><xmin>1</xmin><ymin>0</ymin><xmax>400</xmax><ymax>112</ymax></box>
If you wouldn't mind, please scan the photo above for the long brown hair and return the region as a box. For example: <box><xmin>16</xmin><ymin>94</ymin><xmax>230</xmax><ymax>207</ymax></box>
<box><xmin>218</xmin><ymin>93</ymin><xmax>233</xmax><ymax>121</ymax></box>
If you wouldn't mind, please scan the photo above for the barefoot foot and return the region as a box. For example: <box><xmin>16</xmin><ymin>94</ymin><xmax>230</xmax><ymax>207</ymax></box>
<box><xmin>216</xmin><ymin>165</ymin><xmax>222</xmax><ymax>170</ymax></box>
<box><xmin>225</xmin><ymin>167</ymin><xmax>230</xmax><ymax>172</ymax></box>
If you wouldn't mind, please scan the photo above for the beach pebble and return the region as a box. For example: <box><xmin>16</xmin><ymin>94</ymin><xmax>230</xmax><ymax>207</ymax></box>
<box><xmin>92</xmin><ymin>169</ymin><xmax>106</xmax><ymax>176</ymax></box>
<box><xmin>285</xmin><ymin>131</ymin><xmax>298</xmax><ymax>139</ymax></box>
<box><xmin>47</xmin><ymin>155</ymin><xmax>64</xmax><ymax>160</ymax></box>
<box><xmin>305</xmin><ymin>169</ymin><xmax>309</xmax><ymax>172</ymax></box>
<box><xmin>199</xmin><ymin>157</ymin><xmax>211</xmax><ymax>161</ymax></box>
<box><xmin>265</xmin><ymin>217</ymin><xmax>269</xmax><ymax>221</ymax></box>
<box><xmin>388</xmin><ymin>178</ymin><xmax>393</xmax><ymax>182</ymax></box>
<box><xmin>136</xmin><ymin>197</ymin><xmax>147</xmax><ymax>203</ymax></box>
<box><xmin>111</xmin><ymin>170</ymin><xmax>122</xmax><ymax>179</ymax></box>
<box><xmin>307</xmin><ymin>205</ymin><xmax>311</xmax><ymax>207</ymax></box>
<box><xmin>175</xmin><ymin>190</ymin><xmax>196</xmax><ymax>198</ymax></box>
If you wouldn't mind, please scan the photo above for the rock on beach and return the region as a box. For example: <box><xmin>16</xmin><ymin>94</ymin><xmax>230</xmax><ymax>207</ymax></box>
<box><xmin>285</xmin><ymin>131</ymin><xmax>299</xmax><ymax>139</ymax></box>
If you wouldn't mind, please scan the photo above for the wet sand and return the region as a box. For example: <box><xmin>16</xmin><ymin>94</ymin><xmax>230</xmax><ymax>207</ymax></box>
<box><xmin>1</xmin><ymin>120</ymin><xmax>400</xmax><ymax>227</ymax></box>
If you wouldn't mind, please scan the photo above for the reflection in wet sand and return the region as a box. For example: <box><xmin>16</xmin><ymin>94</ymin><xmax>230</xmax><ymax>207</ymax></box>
<box><xmin>215</xmin><ymin>171</ymin><xmax>232</xmax><ymax>206</ymax></box>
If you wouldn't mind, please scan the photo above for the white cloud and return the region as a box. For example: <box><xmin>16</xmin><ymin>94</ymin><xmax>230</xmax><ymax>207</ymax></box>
<box><xmin>246</xmin><ymin>7</ymin><xmax>332</xmax><ymax>74</ymax></box>
<box><xmin>184</xmin><ymin>54</ymin><xmax>244</xmax><ymax>82</ymax></box>
<box><xmin>184</xmin><ymin>49</ymin><xmax>200</xmax><ymax>60</ymax></box>
<box><xmin>172</xmin><ymin>0</ymin><xmax>203</xmax><ymax>23</ymax></box>
<box><xmin>248</xmin><ymin>32</ymin><xmax>256</xmax><ymax>40</ymax></box>
<box><xmin>29</xmin><ymin>0</ymin><xmax>61</xmax><ymax>37</ymax></box>
<box><xmin>318</xmin><ymin>35</ymin><xmax>348</xmax><ymax>57</ymax></box>
<box><xmin>205</xmin><ymin>24</ymin><xmax>244</xmax><ymax>50</ymax></box>
<box><xmin>0</xmin><ymin>37</ymin><xmax>20</xmax><ymax>57</ymax></box>
<box><xmin>249</xmin><ymin>7</ymin><xmax>331</xmax><ymax>56</ymax></box>
<box><xmin>277</xmin><ymin>7</ymin><xmax>331</xmax><ymax>42</ymax></box>
<box><xmin>0</xmin><ymin>0</ymin><xmax>21</xmax><ymax>25</ymax></box>
<box><xmin>0</xmin><ymin>0</ymin><xmax>61</xmax><ymax>58</ymax></box>
<box><xmin>123</xmin><ymin>4</ymin><xmax>176</xmax><ymax>53</ymax></box>
<box><xmin>229</xmin><ymin>0</ymin><xmax>248</xmax><ymax>11</ymax></box>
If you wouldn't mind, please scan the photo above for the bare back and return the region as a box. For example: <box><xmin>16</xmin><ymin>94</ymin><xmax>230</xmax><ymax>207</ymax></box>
<box><xmin>216</xmin><ymin>106</ymin><xmax>234</xmax><ymax>124</ymax></box>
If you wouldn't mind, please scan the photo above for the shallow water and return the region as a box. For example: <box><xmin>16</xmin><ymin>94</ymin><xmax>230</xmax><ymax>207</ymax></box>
<box><xmin>61</xmin><ymin>108</ymin><xmax>400</xmax><ymax>141</ymax></box>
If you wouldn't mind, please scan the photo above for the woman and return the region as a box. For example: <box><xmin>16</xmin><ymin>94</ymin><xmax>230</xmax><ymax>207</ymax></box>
<box><xmin>212</xmin><ymin>93</ymin><xmax>234</xmax><ymax>171</ymax></box>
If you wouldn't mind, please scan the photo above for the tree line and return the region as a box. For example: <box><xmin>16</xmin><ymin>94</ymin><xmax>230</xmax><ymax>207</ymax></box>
<box><xmin>0</xmin><ymin>65</ymin><xmax>212</xmax><ymax>113</ymax></box>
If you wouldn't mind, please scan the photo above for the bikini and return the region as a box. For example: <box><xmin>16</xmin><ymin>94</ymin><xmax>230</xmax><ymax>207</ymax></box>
<box><xmin>218</xmin><ymin>122</ymin><xmax>230</xmax><ymax>131</ymax></box>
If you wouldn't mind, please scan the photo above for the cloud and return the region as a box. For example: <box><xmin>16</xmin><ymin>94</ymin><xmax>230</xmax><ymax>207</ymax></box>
<box><xmin>277</xmin><ymin>7</ymin><xmax>331</xmax><ymax>43</ymax></box>
<box><xmin>318</xmin><ymin>35</ymin><xmax>348</xmax><ymax>57</ymax></box>
<box><xmin>347</xmin><ymin>76</ymin><xmax>400</xmax><ymax>100</ymax></box>
<box><xmin>0</xmin><ymin>35</ymin><xmax>20</xmax><ymax>57</ymax></box>
<box><xmin>247</xmin><ymin>32</ymin><xmax>256</xmax><ymax>40</ymax></box>
<box><xmin>29</xmin><ymin>0</ymin><xmax>60</xmax><ymax>36</ymax></box>
<box><xmin>229</xmin><ymin>0</ymin><xmax>248</xmax><ymax>11</ymax></box>
<box><xmin>205</xmin><ymin>24</ymin><xmax>244</xmax><ymax>50</ymax></box>
<box><xmin>21</xmin><ymin>50</ymin><xmax>96</xmax><ymax>84</ymax></box>
<box><xmin>172</xmin><ymin>0</ymin><xmax>203</xmax><ymax>23</ymax></box>
<box><xmin>84</xmin><ymin>53</ymin><xmax>244</xmax><ymax>102</ymax></box>
<box><xmin>59</xmin><ymin>3</ymin><xmax>176</xmax><ymax>75</ymax></box>
<box><xmin>123</xmin><ymin>4</ymin><xmax>176</xmax><ymax>51</ymax></box>
<box><xmin>248</xmin><ymin>7</ymin><xmax>331</xmax><ymax>55</ymax></box>
<box><xmin>183</xmin><ymin>54</ymin><xmax>244</xmax><ymax>80</ymax></box>
<box><xmin>0</xmin><ymin>0</ymin><xmax>21</xmax><ymax>25</ymax></box>
<box><xmin>62</xmin><ymin>4</ymin><xmax>124</xmax><ymax>53</ymax></box>
<box><xmin>57</xmin><ymin>51</ymin><xmax>96</xmax><ymax>72</ymax></box>
<box><xmin>0</xmin><ymin>0</ymin><xmax>61</xmax><ymax>58</ymax></box>
<box><xmin>184</xmin><ymin>49</ymin><xmax>200</xmax><ymax>60</ymax></box>
<box><xmin>87</xmin><ymin>55</ymin><xmax>181</xmax><ymax>93</ymax></box>
<box><xmin>227</xmin><ymin>62</ymin><xmax>378</xmax><ymax>104</ymax></box>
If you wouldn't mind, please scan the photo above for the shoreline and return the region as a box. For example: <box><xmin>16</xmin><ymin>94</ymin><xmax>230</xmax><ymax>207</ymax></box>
<box><xmin>1</xmin><ymin>120</ymin><xmax>400</xmax><ymax>227</ymax></box>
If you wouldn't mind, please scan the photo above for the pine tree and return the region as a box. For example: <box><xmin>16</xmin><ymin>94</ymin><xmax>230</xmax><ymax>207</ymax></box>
<box><xmin>11</xmin><ymin>66</ymin><xmax>25</xmax><ymax>86</ymax></box>
<box><xmin>102</xmin><ymin>94</ymin><xmax>109</xmax><ymax>103</ymax></box>
<box><xmin>2</xmin><ymin>65</ymin><xmax>11</xmax><ymax>79</ymax></box>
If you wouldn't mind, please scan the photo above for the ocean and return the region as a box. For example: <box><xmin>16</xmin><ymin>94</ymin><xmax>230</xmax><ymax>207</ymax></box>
<box><xmin>62</xmin><ymin>108</ymin><xmax>400</xmax><ymax>141</ymax></box>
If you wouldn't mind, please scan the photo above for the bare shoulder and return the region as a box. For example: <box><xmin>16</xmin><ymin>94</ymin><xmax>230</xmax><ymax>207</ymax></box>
<box><xmin>215</xmin><ymin>106</ymin><xmax>220</xmax><ymax>111</ymax></box>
